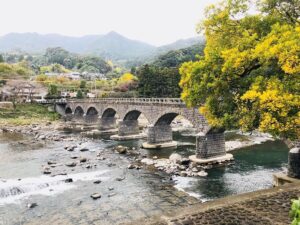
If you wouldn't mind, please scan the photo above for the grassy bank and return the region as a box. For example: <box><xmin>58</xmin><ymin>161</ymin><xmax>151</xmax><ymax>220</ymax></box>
<box><xmin>0</xmin><ymin>103</ymin><xmax>60</xmax><ymax>126</ymax></box>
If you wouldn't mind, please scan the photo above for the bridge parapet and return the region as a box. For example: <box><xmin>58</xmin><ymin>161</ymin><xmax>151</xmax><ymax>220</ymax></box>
<box><xmin>64</xmin><ymin>98</ymin><xmax>185</xmax><ymax>106</ymax></box>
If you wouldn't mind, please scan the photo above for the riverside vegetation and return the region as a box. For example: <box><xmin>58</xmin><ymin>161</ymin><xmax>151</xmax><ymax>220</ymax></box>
<box><xmin>0</xmin><ymin>103</ymin><xmax>59</xmax><ymax>126</ymax></box>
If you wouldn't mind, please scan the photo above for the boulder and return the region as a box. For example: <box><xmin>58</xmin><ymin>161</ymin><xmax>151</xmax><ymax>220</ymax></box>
<box><xmin>127</xmin><ymin>164</ymin><xmax>135</xmax><ymax>169</ymax></box>
<box><xmin>108</xmin><ymin>193</ymin><xmax>117</xmax><ymax>197</ymax></box>
<box><xmin>27</xmin><ymin>203</ymin><xmax>38</xmax><ymax>209</ymax></box>
<box><xmin>79</xmin><ymin>157</ymin><xmax>87</xmax><ymax>163</ymax></box>
<box><xmin>94</xmin><ymin>180</ymin><xmax>102</xmax><ymax>184</ymax></box>
<box><xmin>169</xmin><ymin>153</ymin><xmax>182</xmax><ymax>164</ymax></box>
<box><xmin>198</xmin><ymin>171</ymin><xmax>208</xmax><ymax>177</ymax></box>
<box><xmin>80</xmin><ymin>147</ymin><xmax>89</xmax><ymax>152</ymax></box>
<box><xmin>115</xmin><ymin>145</ymin><xmax>127</xmax><ymax>154</ymax></box>
<box><xmin>141</xmin><ymin>158</ymin><xmax>154</xmax><ymax>165</ymax></box>
<box><xmin>43</xmin><ymin>166</ymin><xmax>51</xmax><ymax>174</ymax></box>
<box><xmin>67</xmin><ymin>146</ymin><xmax>76</xmax><ymax>151</ymax></box>
<box><xmin>116</xmin><ymin>177</ymin><xmax>125</xmax><ymax>181</ymax></box>
<box><xmin>43</xmin><ymin>170</ymin><xmax>51</xmax><ymax>175</ymax></box>
<box><xmin>39</xmin><ymin>135</ymin><xmax>46</xmax><ymax>140</ymax></box>
<box><xmin>192</xmin><ymin>167</ymin><xmax>198</xmax><ymax>172</ymax></box>
<box><xmin>47</xmin><ymin>161</ymin><xmax>56</xmax><ymax>165</ymax></box>
<box><xmin>65</xmin><ymin>162</ymin><xmax>77</xmax><ymax>167</ymax></box>
<box><xmin>90</xmin><ymin>193</ymin><xmax>101</xmax><ymax>200</ymax></box>
<box><xmin>65</xmin><ymin>178</ymin><xmax>73</xmax><ymax>183</ymax></box>
<box><xmin>180</xmin><ymin>171</ymin><xmax>188</xmax><ymax>177</ymax></box>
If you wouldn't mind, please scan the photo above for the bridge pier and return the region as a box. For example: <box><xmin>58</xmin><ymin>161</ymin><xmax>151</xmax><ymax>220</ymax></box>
<box><xmin>98</xmin><ymin>117</ymin><xmax>117</xmax><ymax>131</ymax></box>
<box><xmin>142</xmin><ymin>124</ymin><xmax>177</xmax><ymax>149</ymax></box>
<box><xmin>189</xmin><ymin>130</ymin><xmax>233</xmax><ymax>163</ymax></box>
<box><xmin>111</xmin><ymin>120</ymin><xmax>146</xmax><ymax>140</ymax></box>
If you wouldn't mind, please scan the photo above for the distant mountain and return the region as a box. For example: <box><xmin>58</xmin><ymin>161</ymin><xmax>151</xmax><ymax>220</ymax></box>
<box><xmin>0</xmin><ymin>32</ymin><xmax>203</xmax><ymax>61</ymax></box>
<box><xmin>83</xmin><ymin>31</ymin><xmax>155</xmax><ymax>60</ymax></box>
<box><xmin>157</xmin><ymin>37</ymin><xmax>203</xmax><ymax>54</ymax></box>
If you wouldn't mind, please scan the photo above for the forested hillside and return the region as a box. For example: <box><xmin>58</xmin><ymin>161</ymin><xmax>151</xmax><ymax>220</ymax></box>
<box><xmin>136</xmin><ymin>43</ymin><xmax>205</xmax><ymax>97</ymax></box>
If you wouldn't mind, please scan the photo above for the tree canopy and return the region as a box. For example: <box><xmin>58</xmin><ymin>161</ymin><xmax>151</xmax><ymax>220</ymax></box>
<box><xmin>137</xmin><ymin>44</ymin><xmax>204</xmax><ymax>98</ymax></box>
<box><xmin>179</xmin><ymin>0</ymin><xmax>300</xmax><ymax>139</ymax></box>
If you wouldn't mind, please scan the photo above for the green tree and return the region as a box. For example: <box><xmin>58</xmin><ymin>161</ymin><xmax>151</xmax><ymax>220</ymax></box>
<box><xmin>48</xmin><ymin>84</ymin><xmax>59</xmax><ymax>97</ymax></box>
<box><xmin>0</xmin><ymin>54</ymin><xmax>4</xmax><ymax>63</ymax></box>
<box><xmin>45</xmin><ymin>47</ymin><xmax>70</xmax><ymax>67</ymax></box>
<box><xmin>179</xmin><ymin>0</ymin><xmax>300</xmax><ymax>139</ymax></box>
<box><xmin>137</xmin><ymin>65</ymin><xmax>181</xmax><ymax>97</ymax></box>
<box><xmin>79</xmin><ymin>80</ymin><xmax>86</xmax><ymax>89</ymax></box>
<box><xmin>76</xmin><ymin>90</ymin><xmax>84</xmax><ymax>99</ymax></box>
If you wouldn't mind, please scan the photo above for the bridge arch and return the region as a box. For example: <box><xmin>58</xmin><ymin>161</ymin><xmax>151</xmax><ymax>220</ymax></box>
<box><xmin>154</xmin><ymin>112</ymin><xmax>180</xmax><ymax>126</ymax></box>
<box><xmin>102</xmin><ymin>108</ymin><xmax>117</xmax><ymax>118</ymax></box>
<box><xmin>86</xmin><ymin>107</ymin><xmax>98</xmax><ymax>116</ymax></box>
<box><xmin>74</xmin><ymin>106</ymin><xmax>84</xmax><ymax>118</ymax></box>
<box><xmin>65</xmin><ymin>107</ymin><xmax>72</xmax><ymax>115</ymax></box>
<box><xmin>124</xmin><ymin>110</ymin><xmax>142</xmax><ymax>121</ymax></box>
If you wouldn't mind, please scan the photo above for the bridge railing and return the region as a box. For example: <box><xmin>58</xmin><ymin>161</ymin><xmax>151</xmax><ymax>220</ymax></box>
<box><xmin>62</xmin><ymin>98</ymin><xmax>185</xmax><ymax>105</ymax></box>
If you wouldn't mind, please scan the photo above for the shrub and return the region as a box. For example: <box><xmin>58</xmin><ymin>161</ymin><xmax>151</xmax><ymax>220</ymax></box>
<box><xmin>290</xmin><ymin>198</ymin><xmax>300</xmax><ymax>225</ymax></box>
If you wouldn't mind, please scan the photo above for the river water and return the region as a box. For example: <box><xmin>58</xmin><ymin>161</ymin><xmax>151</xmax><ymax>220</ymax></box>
<box><xmin>0</xmin><ymin>130</ymin><xmax>288</xmax><ymax>225</ymax></box>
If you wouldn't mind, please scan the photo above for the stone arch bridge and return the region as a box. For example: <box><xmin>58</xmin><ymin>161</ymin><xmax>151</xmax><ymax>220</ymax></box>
<box><xmin>56</xmin><ymin>98</ymin><xmax>227</xmax><ymax>160</ymax></box>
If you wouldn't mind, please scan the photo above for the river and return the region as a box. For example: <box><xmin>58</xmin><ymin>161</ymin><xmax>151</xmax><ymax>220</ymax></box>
<box><xmin>0</xmin><ymin>130</ymin><xmax>288</xmax><ymax>225</ymax></box>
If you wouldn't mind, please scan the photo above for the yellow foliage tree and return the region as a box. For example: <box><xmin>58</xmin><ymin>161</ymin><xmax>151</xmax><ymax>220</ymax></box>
<box><xmin>179</xmin><ymin>0</ymin><xmax>300</xmax><ymax>139</ymax></box>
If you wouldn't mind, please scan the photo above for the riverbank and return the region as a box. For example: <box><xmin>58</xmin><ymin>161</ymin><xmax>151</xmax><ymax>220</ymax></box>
<box><xmin>132</xmin><ymin>182</ymin><xmax>300</xmax><ymax>225</ymax></box>
<box><xmin>0</xmin><ymin>103</ymin><xmax>59</xmax><ymax>126</ymax></box>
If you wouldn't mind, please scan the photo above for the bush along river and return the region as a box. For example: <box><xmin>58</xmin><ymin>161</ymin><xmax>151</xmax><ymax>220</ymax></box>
<box><xmin>0</xmin><ymin>123</ymin><xmax>288</xmax><ymax>225</ymax></box>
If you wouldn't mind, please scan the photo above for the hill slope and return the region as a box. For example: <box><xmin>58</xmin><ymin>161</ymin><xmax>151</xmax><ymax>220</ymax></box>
<box><xmin>0</xmin><ymin>32</ymin><xmax>204</xmax><ymax>61</ymax></box>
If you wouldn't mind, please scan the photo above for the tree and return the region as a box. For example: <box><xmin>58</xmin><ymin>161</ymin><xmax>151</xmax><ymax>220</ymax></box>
<box><xmin>179</xmin><ymin>0</ymin><xmax>299</xmax><ymax>140</ymax></box>
<box><xmin>76</xmin><ymin>56</ymin><xmax>112</xmax><ymax>74</ymax></box>
<box><xmin>152</xmin><ymin>44</ymin><xmax>205</xmax><ymax>68</ymax></box>
<box><xmin>79</xmin><ymin>80</ymin><xmax>86</xmax><ymax>89</ymax></box>
<box><xmin>47</xmin><ymin>84</ymin><xmax>59</xmax><ymax>98</ymax></box>
<box><xmin>76</xmin><ymin>90</ymin><xmax>84</xmax><ymax>99</ymax></box>
<box><xmin>137</xmin><ymin>65</ymin><xmax>181</xmax><ymax>98</ymax></box>
<box><xmin>45</xmin><ymin>47</ymin><xmax>71</xmax><ymax>67</ymax></box>
<box><xmin>0</xmin><ymin>54</ymin><xmax>4</xmax><ymax>63</ymax></box>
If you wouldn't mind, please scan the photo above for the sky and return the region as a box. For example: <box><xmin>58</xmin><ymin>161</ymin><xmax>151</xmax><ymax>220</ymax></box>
<box><xmin>0</xmin><ymin>0</ymin><xmax>221</xmax><ymax>46</ymax></box>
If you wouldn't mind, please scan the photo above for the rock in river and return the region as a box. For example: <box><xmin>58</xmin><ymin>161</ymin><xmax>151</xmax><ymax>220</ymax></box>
<box><xmin>27</xmin><ymin>203</ymin><xmax>38</xmax><ymax>209</ymax></box>
<box><xmin>169</xmin><ymin>153</ymin><xmax>182</xmax><ymax>164</ymax></box>
<box><xmin>141</xmin><ymin>158</ymin><xmax>154</xmax><ymax>165</ymax></box>
<box><xmin>43</xmin><ymin>167</ymin><xmax>51</xmax><ymax>174</ymax></box>
<box><xmin>90</xmin><ymin>193</ymin><xmax>101</xmax><ymax>200</ymax></box>
<box><xmin>127</xmin><ymin>164</ymin><xmax>135</xmax><ymax>169</ymax></box>
<box><xmin>197</xmin><ymin>171</ymin><xmax>208</xmax><ymax>177</ymax></box>
<box><xmin>65</xmin><ymin>178</ymin><xmax>73</xmax><ymax>183</ymax></box>
<box><xmin>65</xmin><ymin>162</ymin><xmax>77</xmax><ymax>167</ymax></box>
<box><xmin>116</xmin><ymin>177</ymin><xmax>125</xmax><ymax>181</ymax></box>
<box><xmin>47</xmin><ymin>161</ymin><xmax>57</xmax><ymax>165</ymax></box>
<box><xmin>79</xmin><ymin>157</ymin><xmax>87</xmax><ymax>163</ymax></box>
<box><xmin>108</xmin><ymin>193</ymin><xmax>117</xmax><ymax>197</ymax></box>
<box><xmin>80</xmin><ymin>147</ymin><xmax>89</xmax><ymax>152</ymax></box>
<box><xmin>115</xmin><ymin>145</ymin><xmax>127</xmax><ymax>154</ymax></box>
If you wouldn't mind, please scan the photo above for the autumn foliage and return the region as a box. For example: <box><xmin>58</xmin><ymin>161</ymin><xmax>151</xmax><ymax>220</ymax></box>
<box><xmin>179</xmin><ymin>0</ymin><xmax>300</xmax><ymax>139</ymax></box>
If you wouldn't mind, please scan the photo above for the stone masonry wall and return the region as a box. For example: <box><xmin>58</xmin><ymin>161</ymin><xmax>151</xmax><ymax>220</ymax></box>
<box><xmin>196</xmin><ymin>132</ymin><xmax>226</xmax><ymax>158</ymax></box>
<box><xmin>118</xmin><ymin>120</ymin><xmax>139</xmax><ymax>136</ymax></box>
<box><xmin>98</xmin><ymin>117</ymin><xmax>116</xmax><ymax>130</ymax></box>
<box><xmin>147</xmin><ymin>125</ymin><xmax>173</xmax><ymax>144</ymax></box>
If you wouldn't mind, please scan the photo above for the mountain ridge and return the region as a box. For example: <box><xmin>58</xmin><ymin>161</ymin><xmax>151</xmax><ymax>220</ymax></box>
<box><xmin>0</xmin><ymin>31</ymin><xmax>203</xmax><ymax>61</ymax></box>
